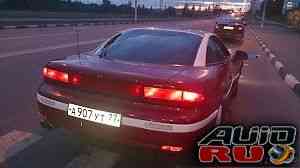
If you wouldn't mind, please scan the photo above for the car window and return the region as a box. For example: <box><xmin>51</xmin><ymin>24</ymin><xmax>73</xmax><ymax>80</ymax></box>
<box><xmin>102</xmin><ymin>29</ymin><xmax>203</xmax><ymax>66</ymax></box>
<box><xmin>211</xmin><ymin>36</ymin><xmax>230</xmax><ymax>57</ymax></box>
<box><xmin>206</xmin><ymin>37</ymin><xmax>228</xmax><ymax>65</ymax></box>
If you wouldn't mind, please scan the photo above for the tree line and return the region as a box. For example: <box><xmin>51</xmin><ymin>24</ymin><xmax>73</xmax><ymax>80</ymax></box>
<box><xmin>0</xmin><ymin>0</ymin><xmax>176</xmax><ymax>16</ymax></box>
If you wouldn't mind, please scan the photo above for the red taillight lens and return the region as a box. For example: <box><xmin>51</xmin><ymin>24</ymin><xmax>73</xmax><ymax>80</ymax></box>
<box><xmin>43</xmin><ymin>67</ymin><xmax>80</xmax><ymax>85</ymax></box>
<box><xmin>143</xmin><ymin>87</ymin><xmax>205</xmax><ymax>104</ymax></box>
<box><xmin>43</xmin><ymin>67</ymin><xmax>68</xmax><ymax>83</ymax></box>
<box><xmin>144</xmin><ymin>87</ymin><xmax>182</xmax><ymax>101</ymax></box>
<box><xmin>161</xmin><ymin>145</ymin><xmax>183</xmax><ymax>152</ymax></box>
<box><xmin>183</xmin><ymin>91</ymin><xmax>205</xmax><ymax>102</ymax></box>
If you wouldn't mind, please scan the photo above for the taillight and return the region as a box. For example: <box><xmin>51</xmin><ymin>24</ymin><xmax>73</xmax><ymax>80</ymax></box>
<box><xmin>161</xmin><ymin>145</ymin><xmax>183</xmax><ymax>152</ymax></box>
<box><xmin>144</xmin><ymin>87</ymin><xmax>182</xmax><ymax>101</ymax></box>
<box><xmin>43</xmin><ymin>67</ymin><xmax>80</xmax><ymax>85</ymax></box>
<box><xmin>143</xmin><ymin>86</ymin><xmax>205</xmax><ymax>104</ymax></box>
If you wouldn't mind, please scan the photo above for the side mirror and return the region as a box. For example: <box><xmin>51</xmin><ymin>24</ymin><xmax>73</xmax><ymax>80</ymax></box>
<box><xmin>232</xmin><ymin>50</ymin><xmax>248</xmax><ymax>62</ymax></box>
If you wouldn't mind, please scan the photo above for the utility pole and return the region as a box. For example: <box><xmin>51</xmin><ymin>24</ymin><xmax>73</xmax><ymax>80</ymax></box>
<box><xmin>261</xmin><ymin>0</ymin><xmax>267</xmax><ymax>28</ymax></box>
<box><xmin>251</xmin><ymin>0</ymin><xmax>256</xmax><ymax>24</ymax></box>
<box><xmin>134</xmin><ymin>0</ymin><xmax>138</xmax><ymax>23</ymax></box>
<box><xmin>160</xmin><ymin>0</ymin><xmax>164</xmax><ymax>10</ymax></box>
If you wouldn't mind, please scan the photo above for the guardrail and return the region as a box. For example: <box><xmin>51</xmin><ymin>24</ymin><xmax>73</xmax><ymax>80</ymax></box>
<box><xmin>0</xmin><ymin>14</ymin><xmax>215</xmax><ymax>29</ymax></box>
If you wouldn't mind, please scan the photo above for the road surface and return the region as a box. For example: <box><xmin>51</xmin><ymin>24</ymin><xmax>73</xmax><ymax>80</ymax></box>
<box><xmin>0</xmin><ymin>18</ymin><xmax>299</xmax><ymax>168</ymax></box>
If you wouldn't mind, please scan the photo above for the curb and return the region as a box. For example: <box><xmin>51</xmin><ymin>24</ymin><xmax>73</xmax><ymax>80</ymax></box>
<box><xmin>255</xmin><ymin>15</ymin><xmax>299</xmax><ymax>32</ymax></box>
<box><xmin>252</xmin><ymin>30</ymin><xmax>300</xmax><ymax>98</ymax></box>
<box><xmin>0</xmin><ymin>20</ymin><xmax>137</xmax><ymax>29</ymax></box>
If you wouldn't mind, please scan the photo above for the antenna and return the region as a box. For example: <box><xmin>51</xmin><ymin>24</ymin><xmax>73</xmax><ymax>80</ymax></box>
<box><xmin>75</xmin><ymin>26</ymin><xmax>81</xmax><ymax>60</ymax></box>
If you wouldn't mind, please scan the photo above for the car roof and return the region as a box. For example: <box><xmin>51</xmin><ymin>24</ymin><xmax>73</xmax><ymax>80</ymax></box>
<box><xmin>216</xmin><ymin>15</ymin><xmax>242</xmax><ymax>24</ymax></box>
<box><xmin>124</xmin><ymin>27</ymin><xmax>212</xmax><ymax>38</ymax></box>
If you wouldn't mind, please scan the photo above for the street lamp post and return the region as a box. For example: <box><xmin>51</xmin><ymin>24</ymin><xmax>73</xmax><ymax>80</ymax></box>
<box><xmin>261</xmin><ymin>0</ymin><xmax>267</xmax><ymax>28</ymax></box>
<box><xmin>134</xmin><ymin>0</ymin><xmax>138</xmax><ymax>23</ymax></box>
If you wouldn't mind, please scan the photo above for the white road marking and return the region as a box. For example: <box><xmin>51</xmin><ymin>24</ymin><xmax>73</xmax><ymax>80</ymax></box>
<box><xmin>269</xmin><ymin>53</ymin><xmax>276</xmax><ymax>59</ymax></box>
<box><xmin>46</xmin><ymin>24</ymin><xmax>57</xmax><ymax>27</ymax></box>
<box><xmin>0</xmin><ymin>39</ymin><xmax>104</xmax><ymax>58</ymax></box>
<box><xmin>275</xmin><ymin>61</ymin><xmax>284</xmax><ymax>71</ymax></box>
<box><xmin>284</xmin><ymin>74</ymin><xmax>300</xmax><ymax>88</ymax></box>
<box><xmin>3</xmin><ymin>26</ymin><xmax>16</xmax><ymax>29</ymax></box>
<box><xmin>64</xmin><ymin>147</ymin><xmax>119</xmax><ymax>168</ymax></box>
<box><xmin>264</xmin><ymin>48</ymin><xmax>271</xmax><ymax>53</ymax></box>
<box><xmin>26</xmin><ymin>25</ymin><xmax>39</xmax><ymax>28</ymax></box>
<box><xmin>77</xmin><ymin>23</ymin><xmax>86</xmax><ymax>27</ymax></box>
<box><xmin>0</xmin><ymin>130</ymin><xmax>42</xmax><ymax>163</ymax></box>
<box><xmin>0</xmin><ymin>32</ymin><xmax>75</xmax><ymax>41</ymax></box>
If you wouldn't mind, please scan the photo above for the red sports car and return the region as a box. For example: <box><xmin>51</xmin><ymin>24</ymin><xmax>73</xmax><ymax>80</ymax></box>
<box><xmin>36</xmin><ymin>28</ymin><xmax>248</xmax><ymax>153</ymax></box>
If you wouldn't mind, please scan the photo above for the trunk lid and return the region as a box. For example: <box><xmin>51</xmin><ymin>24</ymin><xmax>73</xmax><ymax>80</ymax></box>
<box><xmin>46</xmin><ymin>56</ymin><xmax>195</xmax><ymax>99</ymax></box>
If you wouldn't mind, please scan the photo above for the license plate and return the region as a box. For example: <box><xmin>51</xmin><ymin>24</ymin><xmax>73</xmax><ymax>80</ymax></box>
<box><xmin>224</xmin><ymin>26</ymin><xmax>234</xmax><ymax>30</ymax></box>
<box><xmin>67</xmin><ymin>104</ymin><xmax>121</xmax><ymax>127</ymax></box>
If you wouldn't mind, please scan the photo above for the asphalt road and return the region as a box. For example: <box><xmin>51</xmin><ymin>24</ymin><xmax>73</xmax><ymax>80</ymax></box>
<box><xmin>0</xmin><ymin>18</ymin><xmax>299</xmax><ymax>168</ymax></box>
<box><xmin>251</xmin><ymin>23</ymin><xmax>300</xmax><ymax>80</ymax></box>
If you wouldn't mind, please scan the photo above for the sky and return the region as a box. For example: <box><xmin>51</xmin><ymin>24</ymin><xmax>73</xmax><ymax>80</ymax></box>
<box><xmin>84</xmin><ymin>0</ymin><xmax>250</xmax><ymax>8</ymax></box>
<box><xmin>84</xmin><ymin>0</ymin><xmax>177</xmax><ymax>8</ymax></box>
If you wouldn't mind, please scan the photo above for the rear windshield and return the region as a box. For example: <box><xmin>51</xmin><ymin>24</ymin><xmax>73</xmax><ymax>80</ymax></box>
<box><xmin>217</xmin><ymin>16</ymin><xmax>242</xmax><ymax>24</ymax></box>
<box><xmin>101</xmin><ymin>29</ymin><xmax>202</xmax><ymax>66</ymax></box>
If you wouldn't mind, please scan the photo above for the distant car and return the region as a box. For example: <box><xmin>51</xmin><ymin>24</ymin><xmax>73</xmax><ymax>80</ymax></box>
<box><xmin>36</xmin><ymin>28</ymin><xmax>248</xmax><ymax>153</ymax></box>
<box><xmin>214</xmin><ymin>15</ymin><xmax>245</xmax><ymax>41</ymax></box>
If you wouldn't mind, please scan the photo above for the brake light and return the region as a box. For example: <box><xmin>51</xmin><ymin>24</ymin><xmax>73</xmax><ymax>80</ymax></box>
<box><xmin>143</xmin><ymin>87</ymin><xmax>205</xmax><ymax>103</ymax></box>
<box><xmin>43</xmin><ymin>67</ymin><xmax>80</xmax><ymax>85</ymax></box>
<box><xmin>161</xmin><ymin>145</ymin><xmax>183</xmax><ymax>152</ymax></box>
<box><xmin>43</xmin><ymin>67</ymin><xmax>68</xmax><ymax>83</ymax></box>
<box><xmin>183</xmin><ymin>91</ymin><xmax>202</xmax><ymax>102</ymax></box>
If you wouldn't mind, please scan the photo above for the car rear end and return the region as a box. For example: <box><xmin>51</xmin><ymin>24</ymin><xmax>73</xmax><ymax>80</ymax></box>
<box><xmin>214</xmin><ymin>22</ymin><xmax>245</xmax><ymax>41</ymax></box>
<box><xmin>36</xmin><ymin>29</ymin><xmax>220</xmax><ymax>154</ymax></box>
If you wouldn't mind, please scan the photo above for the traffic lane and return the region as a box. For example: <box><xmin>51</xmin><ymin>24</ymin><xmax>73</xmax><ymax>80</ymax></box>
<box><xmin>0</xmin><ymin>19</ymin><xmax>215</xmax><ymax>39</ymax></box>
<box><xmin>0</xmin><ymin>19</ymin><xmax>216</xmax><ymax>56</ymax></box>
<box><xmin>0</xmin><ymin>19</ymin><xmax>216</xmax><ymax>136</ymax></box>
<box><xmin>104</xmin><ymin>29</ymin><xmax>300</xmax><ymax>168</ymax></box>
<box><xmin>226</xmin><ymin>30</ymin><xmax>300</xmax><ymax>126</ymax></box>
<box><xmin>251</xmin><ymin>24</ymin><xmax>300</xmax><ymax>81</ymax></box>
<box><xmin>0</xmin><ymin>20</ymin><xmax>294</xmax><ymax>137</ymax></box>
<box><xmin>0</xmin><ymin>23</ymin><xmax>143</xmax><ymax>55</ymax></box>
<box><xmin>0</xmin><ymin>42</ymin><xmax>97</xmax><ymax>136</ymax></box>
<box><xmin>59</xmin><ymin>30</ymin><xmax>300</xmax><ymax>168</ymax></box>
<box><xmin>0</xmin><ymin>26</ymin><xmax>74</xmax><ymax>38</ymax></box>
<box><xmin>0</xmin><ymin>22</ymin><xmax>152</xmax><ymax>38</ymax></box>
<box><xmin>1</xmin><ymin>23</ymin><xmax>300</xmax><ymax>168</ymax></box>
<box><xmin>4</xmin><ymin>129</ymin><xmax>82</xmax><ymax>168</ymax></box>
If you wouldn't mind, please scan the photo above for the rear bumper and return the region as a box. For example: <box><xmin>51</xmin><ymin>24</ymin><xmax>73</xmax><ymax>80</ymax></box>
<box><xmin>215</xmin><ymin>29</ymin><xmax>244</xmax><ymax>40</ymax></box>
<box><xmin>36</xmin><ymin>93</ymin><xmax>218</xmax><ymax>152</ymax></box>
